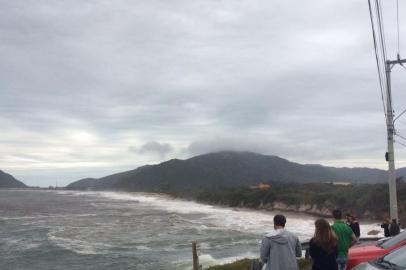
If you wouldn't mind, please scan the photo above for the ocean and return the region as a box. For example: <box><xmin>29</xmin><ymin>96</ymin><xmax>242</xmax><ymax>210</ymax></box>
<box><xmin>0</xmin><ymin>190</ymin><xmax>382</xmax><ymax>270</ymax></box>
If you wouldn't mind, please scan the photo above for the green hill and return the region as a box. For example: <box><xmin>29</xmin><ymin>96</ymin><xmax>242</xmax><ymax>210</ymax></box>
<box><xmin>66</xmin><ymin>151</ymin><xmax>395</xmax><ymax>191</ymax></box>
<box><xmin>0</xmin><ymin>170</ymin><xmax>27</xmax><ymax>188</ymax></box>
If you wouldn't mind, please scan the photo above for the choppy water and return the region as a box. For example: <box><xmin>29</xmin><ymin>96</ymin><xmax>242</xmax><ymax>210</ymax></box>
<box><xmin>0</xmin><ymin>190</ymin><xmax>382</xmax><ymax>270</ymax></box>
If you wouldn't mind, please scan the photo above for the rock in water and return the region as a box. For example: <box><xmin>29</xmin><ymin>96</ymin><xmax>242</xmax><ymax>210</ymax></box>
<box><xmin>367</xmin><ymin>230</ymin><xmax>380</xmax><ymax>235</ymax></box>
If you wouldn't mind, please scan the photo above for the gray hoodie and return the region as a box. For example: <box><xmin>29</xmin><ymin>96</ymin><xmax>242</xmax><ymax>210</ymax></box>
<box><xmin>260</xmin><ymin>228</ymin><xmax>301</xmax><ymax>270</ymax></box>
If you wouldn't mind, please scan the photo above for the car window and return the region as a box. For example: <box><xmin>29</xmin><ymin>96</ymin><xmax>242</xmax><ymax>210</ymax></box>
<box><xmin>381</xmin><ymin>231</ymin><xmax>406</xmax><ymax>249</ymax></box>
<box><xmin>383</xmin><ymin>245</ymin><xmax>406</xmax><ymax>267</ymax></box>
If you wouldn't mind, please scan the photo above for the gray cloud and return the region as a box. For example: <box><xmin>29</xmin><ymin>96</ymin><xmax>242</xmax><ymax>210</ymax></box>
<box><xmin>130</xmin><ymin>141</ymin><xmax>174</xmax><ymax>157</ymax></box>
<box><xmin>1</xmin><ymin>0</ymin><xmax>406</xmax><ymax>186</ymax></box>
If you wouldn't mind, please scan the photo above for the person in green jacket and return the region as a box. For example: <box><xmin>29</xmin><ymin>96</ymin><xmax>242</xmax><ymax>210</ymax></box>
<box><xmin>331</xmin><ymin>209</ymin><xmax>357</xmax><ymax>270</ymax></box>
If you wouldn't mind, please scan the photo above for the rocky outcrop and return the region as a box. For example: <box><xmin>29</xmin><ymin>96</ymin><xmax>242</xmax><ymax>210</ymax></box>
<box><xmin>258</xmin><ymin>201</ymin><xmax>332</xmax><ymax>217</ymax></box>
<box><xmin>256</xmin><ymin>201</ymin><xmax>385</xmax><ymax>220</ymax></box>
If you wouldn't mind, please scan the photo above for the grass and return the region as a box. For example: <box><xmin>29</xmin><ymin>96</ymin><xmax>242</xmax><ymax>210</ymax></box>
<box><xmin>205</xmin><ymin>258</ymin><xmax>312</xmax><ymax>270</ymax></box>
<box><xmin>205</xmin><ymin>259</ymin><xmax>251</xmax><ymax>270</ymax></box>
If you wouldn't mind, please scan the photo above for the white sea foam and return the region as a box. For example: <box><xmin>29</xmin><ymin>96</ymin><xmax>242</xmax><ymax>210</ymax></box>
<box><xmin>171</xmin><ymin>253</ymin><xmax>258</xmax><ymax>270</ymax></box>
<box><xmin>5</xmin><ymin>238</ymin><xmax>42</xmax><ymax>251</ymax></box>
<box><xmin>60</xmin><ymin>191</ymin><xmax>384</xmax><ymax>240</ymax></box>
<box><xmin>136</xmin><ymin>245</ymin><xmax>151</xmax><ymax>251</ymax></box>
<box><xmin>199</xmin><ymin>252</ymin><xmax>258</xmax><ymax>268</ymax></box>
<box><xmin>24</xmin><ymin>243</ymin><xmax>42</xmax><ymax>250</ymax></box>
<box><xmin>0</xmin><ymin>213</ymin><xmax>97</xmax><ymax>221</ymax></box>
<box><xmin>0</xmin><ymin>216</ymin><xmax>39</xmax><ymax>220</ymax></box>
<box><xmin>48</xmin><ymin>235</ymin><xmax>98</xmax><ymax>255</ymax></box>
<box><xmin>47</xmin><ymin>230</ymin><xmax>112</xmax><ymax>255</ymax></box>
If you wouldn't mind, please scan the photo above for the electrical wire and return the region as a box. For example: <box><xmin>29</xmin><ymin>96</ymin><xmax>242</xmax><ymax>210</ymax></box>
<box><xmin>376</xmin><ymin>0</ymin><xmax>388</xmax><ymax>62</ymax></box>
<box><xmin>395</xmin><ymin>140</ymin><xmax>406</xmax><ymax>147</ymax></box>
<box><xmin>368</xmin><ymin>0</ymin><xmax>388</xmax><ymax>120</ymax></box>
<box><xmin>396</xmin><ymin>0</ymin><xmax>406</xmax><ymax>71</ymax></box>
<box><xmin>397</xmin><ymin>0</ymin><xmax>400</xmax><ymax>56</ymax></box>
<box><xmin>397</xmin><ymin>118</ymin><xmax>406</xmax><ymax>127</ymax></box>
<box><xmin>395</xmin><ymin>132</ymin><xmax>406</xmax><ymax>141</ymax></box>
<box><xmin>375</xmin><ymin>0</ymin><xmax>392</xmax><ymax>114</ymax></box>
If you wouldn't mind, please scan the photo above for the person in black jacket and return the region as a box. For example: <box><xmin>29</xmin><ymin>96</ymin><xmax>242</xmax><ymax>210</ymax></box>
<box><xmin>381</xmin><ymin>217</ymin><xmax>391</xmax><ymax>237</ymax></box>
<box><xmin>347</xmin><ymin>215</ymin><xmax>361</xmax><ymax>240</ymax></box>
<box><xmin>309</xmin><ymin>219</ymin><xmax>338</xmax><ymax>270</ymax></box>
<box><xmin>389</xmin><ymin>219</ymin><xmax>400</xmax><ymax>236</ymax></box>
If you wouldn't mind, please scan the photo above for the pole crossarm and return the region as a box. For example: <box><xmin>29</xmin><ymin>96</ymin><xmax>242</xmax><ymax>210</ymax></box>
<box><xmin>387</xmin><ymin>58</ymin><xmax>406</xmax><ymax>69</ymax></box>
<box><xmin>387</xmin><ymin>58</ymin><xmax>406</xmax><ymax>65</ymax></box>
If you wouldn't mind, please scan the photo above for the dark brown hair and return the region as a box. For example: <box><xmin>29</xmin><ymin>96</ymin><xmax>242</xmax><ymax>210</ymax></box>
<box><xmin>313</xmin><ymin>219</ymin><xmax>338</xmax><ymax>253</ymax></box>
<box><xmin>332</xmin><ymin>209</ymin><xmax>342</xmax><ymax>219</ymax></box>
<box><xmin>274</xmin><ymin>214</ymin><xmax>286</xmax><ymax>227</ymax></box>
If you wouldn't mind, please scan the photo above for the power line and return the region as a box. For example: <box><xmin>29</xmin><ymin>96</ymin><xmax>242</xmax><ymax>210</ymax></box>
<box><xmin>375</xmin><ymin>0</ymin><xmax>393</xmax><ymax>114</ymax></box>
<box><xmin>394</xmin><ymin>108</ymin><xmax>406</xmax><ymax>122</ymax></box>
<box><xmin>397</xmin><ymin>118</ymin><xmax>406</xmax><ymax>127</ymax></box>
<box><xmin>368</xmin><ymin>0</ymin><xmax>388</xmax><ymax>120</ymax></box>
<box><xmin>397</xmin><ymin>0</ymin><xmax>400</xmax><ymax>55</ymax></box>
<box><xmin>395</xmin><ymin>132</ymin><xmax>406</xmax><ymax>141</ymax></box>
<box><xmin>396</xmin><ymin>0</ymin><xmax>406</xmax><ymax>71</ymax></box>
<box><xmin>376</xmin><ymin>0</ymin><xmax>388</xmax><ymax>62</ymax></box>
<box><xmin>395</xmin><ymin>140</ymin><xmax>406</xmax><ymax>148</ymax></box>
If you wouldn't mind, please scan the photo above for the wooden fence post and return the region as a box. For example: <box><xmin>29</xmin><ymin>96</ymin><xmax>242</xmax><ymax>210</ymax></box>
<box><xmin>192</xmin><ymin>241</ymin><xmax>199</xmax><ymax>270</ymax></box>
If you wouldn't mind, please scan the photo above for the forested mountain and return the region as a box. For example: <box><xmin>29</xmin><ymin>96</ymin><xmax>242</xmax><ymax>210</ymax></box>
<box><xmin>67</xmin><ymin>151</ymin><xmax>402</xmax><ymax>191</ymax></box>
<box><xmin>0</xmin><ymin>170</ymin><xmax>27</xmax><ymax>188</ymax></box>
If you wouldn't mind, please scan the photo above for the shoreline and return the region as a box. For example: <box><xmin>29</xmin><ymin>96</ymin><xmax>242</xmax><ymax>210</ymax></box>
<box><xmin>180</xmin><ymin>194</ymin><xmax>382</xmax><ymax>224</ymax></box>
<box><xmin>28</xmin><ymin>188</ymin><xmax>384</xmax><ymax>225</ymax></box>
<box><xmin>120</xmin><ymin>189</ymin><xmax>383</xmax><ymax>225</ymax></box>
<box><xmin>212</xmin><ymin>201</ymin><xmax>381</xmax><ymax>225</ymax></box>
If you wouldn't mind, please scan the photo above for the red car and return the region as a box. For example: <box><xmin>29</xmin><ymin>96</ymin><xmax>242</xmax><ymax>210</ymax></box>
<box><xmin>347</xmin><ymin>231</ymin><xmax>406</xmax><ymax>269</ymax></box>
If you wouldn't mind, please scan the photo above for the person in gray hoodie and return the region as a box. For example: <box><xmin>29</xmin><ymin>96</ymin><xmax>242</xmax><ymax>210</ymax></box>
<box><xmin>260</xmin><ymin>214</ymin><xmax>302</xmax><ymax>270</ymax></box>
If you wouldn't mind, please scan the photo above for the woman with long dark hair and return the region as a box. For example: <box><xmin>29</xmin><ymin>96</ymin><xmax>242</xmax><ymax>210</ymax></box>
<box><xmin>309</xmin><ymin>219</ymin><xmax>338</xmax><ymax>270</ymax></box>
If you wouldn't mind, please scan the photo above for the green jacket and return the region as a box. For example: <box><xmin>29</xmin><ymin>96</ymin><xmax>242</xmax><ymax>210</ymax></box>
<box><xmin>331</xmin><ymin>220</ymin><xmax>354</xmax><ymax>257</ymax></box>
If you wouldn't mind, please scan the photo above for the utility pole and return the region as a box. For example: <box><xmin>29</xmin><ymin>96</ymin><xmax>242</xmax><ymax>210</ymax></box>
<box><xmin>385</xmin><ymin>57</ymin><xmax>406</xmax><ymax>221</ymax></box>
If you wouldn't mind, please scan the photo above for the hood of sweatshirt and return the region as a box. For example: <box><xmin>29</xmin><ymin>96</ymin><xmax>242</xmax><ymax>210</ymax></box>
<box><xmin>265</xmin><ymin>229</ymin><xmax>289</xmax><ymax>245</ymax></box>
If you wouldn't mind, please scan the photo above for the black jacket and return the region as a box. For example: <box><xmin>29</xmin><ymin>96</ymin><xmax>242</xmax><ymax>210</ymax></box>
<box><xmin>309</xmin><ymin>238</ymin><xmax>338</xmax><ymax>270</ymax></box>
<box><xmin>350</xmin><ymin>222</ymin><xmax>360</xmax><ymax>238</ymax></box>
<box><xmin>389</xmin><ymin>222</ymin><xmax>400</xmax><ymax>236</ymax></box>
<box><xmin>381</xmin><ymin>223</ymin><xmax>390</xmax><ymax>237</ymax></box>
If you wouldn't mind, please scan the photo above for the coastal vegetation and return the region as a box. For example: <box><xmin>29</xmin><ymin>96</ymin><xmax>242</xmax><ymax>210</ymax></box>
<box><xmin>65</xmin><ymin>152</ymin><xmax>406</xmax><ymax>225</ymax></box>
<box><xmin>170</xmin><ymin>182</ymin><xmax>406</xmax><ymax>224</ymax></box>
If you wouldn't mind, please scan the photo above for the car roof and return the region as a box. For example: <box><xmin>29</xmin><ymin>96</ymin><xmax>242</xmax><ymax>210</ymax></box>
<box><xmin>380</xmin><ymin>231</ymin><xmax>406</xmax><ymax>249</ymax></box>
<box><xmin>382</xmin><ymin>243</ymin><xmax>406</xmax><ymax>261</ymax></box>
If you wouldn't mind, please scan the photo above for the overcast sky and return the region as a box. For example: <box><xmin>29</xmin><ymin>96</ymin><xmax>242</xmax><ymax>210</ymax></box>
<box><xmin>1</xmin><ymin>0</ymin><xmax>406</xmax><ymax>187</ymax></box>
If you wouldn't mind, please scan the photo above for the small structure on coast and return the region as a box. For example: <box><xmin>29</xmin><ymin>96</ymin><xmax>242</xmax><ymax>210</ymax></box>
<box><xmin>250</xmin><ymin>183</ymin><xmax>271</xmax><ymax>190</ymax></box>
<box><xmin>330</xmin><ymin>181</ymin><xmax>352</xmax><ymax>186</ymax></box>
